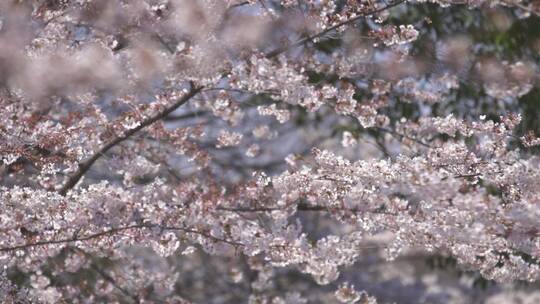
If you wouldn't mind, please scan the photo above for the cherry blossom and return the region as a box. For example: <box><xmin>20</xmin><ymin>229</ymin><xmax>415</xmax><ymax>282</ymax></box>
<box><xmin>1</xmin><ymin>0</ymin><xmax>540</xmax><ymax>303</ymax></box>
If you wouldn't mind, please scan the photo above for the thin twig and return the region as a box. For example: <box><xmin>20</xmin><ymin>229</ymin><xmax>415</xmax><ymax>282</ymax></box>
<box><xmin>153</xmin><ymin>33</ymin><xmax>175</xmax><ymax>55</ymax></box>
<box><xmin>265</xmin><ymin>0</ymin><xmax>406</xmax><ymax>58</ymax></box>
<box><xmin>90</xmin><ymin>261</ymin><xmax>140</xmax><ymax>303</ymax></box>
<box><xmin>374</xmin><ymin>126</ymin><xmax>432</xmax><ymax>148</ymax></box>
<box><xmin>502</xmin><ymin>0</ymin><xmax>540</xmax><ymax>17</ymax></box>
<box><xmin>75</xmin><ymin>249</ymin><xmax>141</xmax><ymax>303</ymax></box>
<box><xmin>217</xmin><ymin>202</ymin><xmax>398</xmax><ymax>215</ymax></box>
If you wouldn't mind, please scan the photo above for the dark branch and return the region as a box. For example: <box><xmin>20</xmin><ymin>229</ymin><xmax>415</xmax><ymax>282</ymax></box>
<box><xmin>0</xmin><ymin>223</ymin><xmax>243</xmax><ymax>252</ymax></box>
<box><xmin>1</xmin><ymin>225</ymin><xmax>144</xmax><ymax>252</ymax></box>
<box><xmin>217</xmin><ymin>202</ymin><xmax>398</xmax><ymax>215</ymax></box>
<box><xmin>58</xmin><ymin>85</ymin><xmax>203</xmax><ymax>196</ymax></box>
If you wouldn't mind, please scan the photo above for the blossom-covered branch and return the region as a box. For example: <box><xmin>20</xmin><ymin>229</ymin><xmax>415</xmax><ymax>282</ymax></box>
<box><xmin>58</xmin><ymin>84</ymin><xmax>203</xmax><ymax>195</ymax></box>
<box><xmin>2</xmin><ymin>0</ymin><xmax>540</xmax><ymax>302</ymax></box>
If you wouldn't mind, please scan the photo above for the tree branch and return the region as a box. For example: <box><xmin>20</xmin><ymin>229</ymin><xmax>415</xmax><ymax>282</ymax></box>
<box><xmin>57</xmin><ymin>85</ymin><xmax>203</xmax><ymax>196</ymax></box>
<box><xmin>1</xmin><ymin>225</ymin><xmax>143</xmax><ymax>252</ymax></box>
<box><xmin>217</xmin><ymin>202</ymin><xmax>398</xmax><ymax>215</ymax></box>
<box><xmin>265</xmin><ymin>0</ymin><xmax>406</xmax><ymax>58</ymax></box>
<box><xmin>0</xmin><ymin>223</ymin><xmax>243</xmax><ymax>252</ymax></box>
